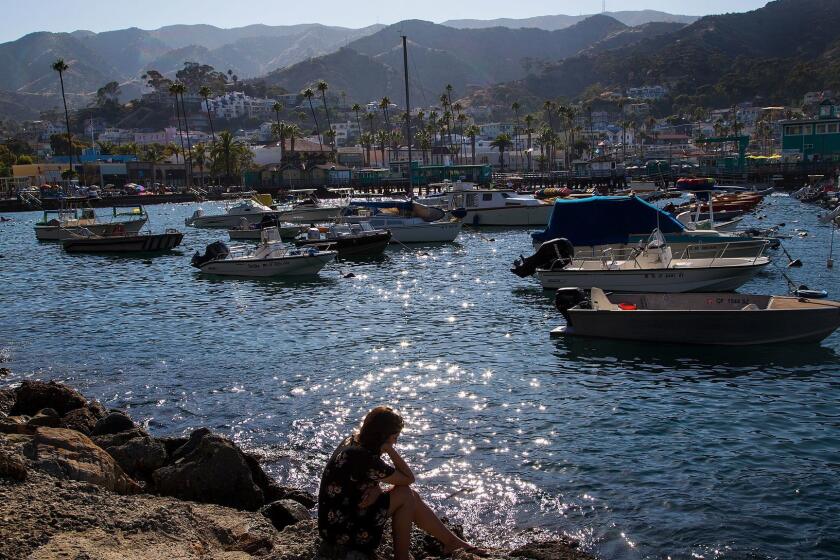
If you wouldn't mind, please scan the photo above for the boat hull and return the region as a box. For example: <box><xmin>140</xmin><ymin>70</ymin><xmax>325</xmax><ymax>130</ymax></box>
<box><xmin>37</xmin><ymin>219</ymin><xmax>147</xmax><ymax>241</ymax></box>
<box><xmin>198</xmin><ymin>252</ymin><xmax>336</xmax><ymax>277</ymax></box>
<box><xmin>61</xmin><ymin>232</ymin><xmax>183</xmax><ymax>253</ymax></box>
<box><xmin>463</xmin><ymin>204</ymin><xmax>554</xmax><ymax>227</ymax></box>
<box><xmin>544</xmin><ymin>237</ymin><xmax>770</xmax><ymax>259</ymax></box>
<box><xmin>189</xmin><ymin>213</ymin><xmax>276</xmax><ymax>229</ymax></box>
<box><xmin>276</xmin><ymin>207</ymin><xmax>344</xmax><ymax>223</ymax></box>
<box><xmin>295</xmin><ymin>232</ymin><xmax>391</xmax><ymax>257</ymax></box>
<box><xmin>536</xmin><ymin>262</ymin><xmax>767</xmax><ymax>292</ymax></box>
<box><xmin>553</xmin><ymin>306</ymin><xmax>840</xmax><ymax>345</ymax></box>
<box><xmin>228</xmin><ymin>225</ymin><xmax>304</xmax><ymax>240</ymax></box>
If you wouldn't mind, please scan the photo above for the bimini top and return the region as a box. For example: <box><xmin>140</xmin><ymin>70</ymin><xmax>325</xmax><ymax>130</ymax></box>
<box><xmin>531</xmin><ymin>195</ymin><xmax>685</xmax><ymax>246</ymax></box>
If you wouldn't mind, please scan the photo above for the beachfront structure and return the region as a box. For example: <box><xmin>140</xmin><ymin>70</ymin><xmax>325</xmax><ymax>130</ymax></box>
<box><xmin>781</xmin><ymin>101</ymin><xmax>840</xmax><ymax>161</ymax></box>
<box><xmin>479</xmin><ymin>122</ymin><xmax>515</xmax><ymax>139</ymax></box>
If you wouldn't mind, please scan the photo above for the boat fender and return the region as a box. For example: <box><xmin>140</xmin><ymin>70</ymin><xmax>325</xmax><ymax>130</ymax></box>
<box><xmin>554</xmin><ymin>288</ymin><xmax>589</xmax><ymax>324</ymax></box>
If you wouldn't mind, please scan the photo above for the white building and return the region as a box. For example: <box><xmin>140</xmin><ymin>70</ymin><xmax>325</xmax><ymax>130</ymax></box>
<box><xmin>98</xmin><ymin>128</ymin><xmax>137</xmax><ymax>145</ymax></box>
<box><xmin>627</xmin><ymin>85</ymin><xmax>668</xmax><ymax>101</ymax></box>
<box><xmin>479</xmin><ymin>122</ymin><xmax>515</xmax><ymax>140</ymax></box>
<box><xmin>205</xmin><ymin>92</ymin><xmax>278</xmax><ymax>120</ymax></box>
<box><xmin>134</xmin><ymin>128</ymin><xmax>177</xmax><ymax>146</ymax></box>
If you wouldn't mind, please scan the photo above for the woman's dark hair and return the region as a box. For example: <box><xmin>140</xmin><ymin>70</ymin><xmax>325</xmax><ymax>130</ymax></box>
<box><xmin>357</xmin><ymin>406</ymin><xmax>404</xmax><ymax>452</ymax></box>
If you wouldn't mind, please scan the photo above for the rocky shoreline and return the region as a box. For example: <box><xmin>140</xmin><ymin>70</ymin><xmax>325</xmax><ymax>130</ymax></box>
<box><xmin>0</xmin><ymin>379</ymin><xmax>593</xmax><ymax>560</ymax></box>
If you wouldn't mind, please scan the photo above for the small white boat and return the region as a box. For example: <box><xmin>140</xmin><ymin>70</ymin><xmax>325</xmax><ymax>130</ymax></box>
<box><xmin>35</xmin><ymin>207</ymin><xmax>148</xmax><ymax>241</ymax></box>
<box><xmin>227</xmin><ymin>216</ymin><xmax>305</xmax><ymax>240</ymax></box>
<box><xmin>419</xmin><ymin>180</ymin><xmax>552</xmax><ymax>226</ymax></box>
<box><xmin>676</xmin><ymin>210</ymin><xmax>744</xmax><ymax>232</ymax></box>
<box><xmin>550</xmin><ymin>288</ymin><xmax>840</xmax><ymax>345</ymax></box>
<box><xmin>191</xmin><ymin>227</ymin><xmax>336</xmax><ymax>277</ymax></box>
<box><xmin>275</xmin><ymin>189</ymin><xmax>350</xmax><ymax>223</ymax></box>
<box><xmin>514</xmin><ymin>231</ymin><xmax>769</xmax><ymax>292</ymax></box>
<box><xmin>186</xmin><ymin>199</ymin><xmax>277</xmax><ymax>229</ymax></box>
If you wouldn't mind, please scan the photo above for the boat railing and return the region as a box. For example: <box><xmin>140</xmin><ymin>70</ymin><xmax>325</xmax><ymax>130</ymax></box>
<box><xmin>681</xmin><ymin>240</ymin><xmax>769</xmax><ymax>265</ymax></box>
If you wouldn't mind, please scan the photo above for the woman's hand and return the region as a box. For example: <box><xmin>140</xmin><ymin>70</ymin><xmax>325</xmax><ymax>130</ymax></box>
<box><xmin>359</xmin><ymin>484</ymin><xmax>383</xmax><ymax>508</ymax></box>
<box><xmin>381</xmin><ymin>433</ymin><xmax>399</xmax><ymax>454</ymax></box>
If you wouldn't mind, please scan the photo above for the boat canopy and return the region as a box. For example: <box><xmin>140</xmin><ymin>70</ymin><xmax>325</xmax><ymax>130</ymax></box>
<box><xmin>531</xmin><ymin>196</ymin><xmax>685</xmax><ymax>246</ymax></box>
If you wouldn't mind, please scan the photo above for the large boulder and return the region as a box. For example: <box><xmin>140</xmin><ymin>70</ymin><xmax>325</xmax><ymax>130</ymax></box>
<box><xmin>28</xmin><ymin>408</ymin><xmax>61</xmax><ymax>428</ymax></box>
<box><xmin>260</xmin><ymin>498</ymin><xmax>311</xmax><ymax>531</ymax></box>
<box><xmin>0</xmin><ymin>447</ymin><xmax>27</xmax><ymax>480</ymax></box>
<box><xmin>21</xmin><ymin>427</ymin><xmax>141</xmax><ymax>494</ymax></box>
<box><xmin>60</xmin><ymin>406</ymin><xmax>102</xmax><ymax>435</ymax></box>
<box><xmin>101</xmin><ymin>435</ymin><xmax>167</xmax><ymax>482</ymax></box>
<box><xmin>10</xmin><ymin>381</ymin><xmax>87</xmax><ymax>416</ymax></box>
<box><xmin>152</xmin><ymin>430</ymin><xmax>264</xmax><ymax>510</ymax></box>
<box><xmin>91</xmin><ymin>411</ymin><xmax>136</xmax><ymax>436</ymax></box>
<box><xmin>266</xmin><ymin>482</ymin><xmax>318</xmax><ymax>509</ymax></box>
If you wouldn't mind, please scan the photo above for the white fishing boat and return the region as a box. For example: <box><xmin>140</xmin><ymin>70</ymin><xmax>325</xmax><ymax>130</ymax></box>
<box><xmin>676</xmin><ymin>210</ymin><xmax>744</xmax><ymax>232</ymax></box>
<box><xmin>191</xmin><ymin>227</ymin><xmax>336</xmax><ymax>277</ymax></box>
<box><xmin>550</xmin><ymin>288</ymin><xmax>840</xmax><ymax>345</ymax></box>
<box><xmin>275</xmin><ymin>189</ymin><xmax>351</xmax><ymax>223</ymax></box>
<box><xmin>346</xmin><ymin>201</ymin><xmax>462</xmax><ymax>243</ymax></box>
<box><xmin>513</xmin><ymin>231</ymin><xmax>769</xmax><ymax>292</ymax></box>
<box><xmin>35</xmin><ymin>206</ymin><xmax>148</xmax><ymax>241</ymax></box>
<box><xmin>186</xmin><ymin>199</ymin><xmax>277</xmax><ymax>229</ymax></box>
<box><xmin>227</xmin><ymin>216</ymin><xmax>305</xmax><ymax>240</ymax></box>
<box><xmin>419</xmin><ymin>180</ymin><xmax>553</xmax><ymax>226</ymax></box>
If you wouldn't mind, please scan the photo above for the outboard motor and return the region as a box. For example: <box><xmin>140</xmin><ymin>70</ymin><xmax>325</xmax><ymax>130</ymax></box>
<box><xmin>554</xmin><ymin>288</ymin><xmax>590</xmax><ymax>324</ymax></box>
<box><xmin>191</xmin><ymin>241</ymin><xmax>230</xmax><ymax>268</ymax></box>
<box><xmin>510</xmin><ymin>238</ymin><xmax>575</xmax><ymax>278</ymax></box>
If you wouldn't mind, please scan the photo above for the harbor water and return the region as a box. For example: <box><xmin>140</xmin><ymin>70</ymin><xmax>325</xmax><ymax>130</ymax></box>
<box><xmin>1</xmin><ymin>194</ymin><xmax>838</xmax><ymax>559</ymax></box>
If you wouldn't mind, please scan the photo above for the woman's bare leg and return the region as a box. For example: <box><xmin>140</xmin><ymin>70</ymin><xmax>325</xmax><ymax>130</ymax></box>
<box><xmin>409</xmin><ymin>490</ymin><xmax>471</xmax><ymax>553</ymax></box>
<box><xmin>388</xmin><ymin>486</ymin><xmax>416</xmax><ymax>560</ymax></box>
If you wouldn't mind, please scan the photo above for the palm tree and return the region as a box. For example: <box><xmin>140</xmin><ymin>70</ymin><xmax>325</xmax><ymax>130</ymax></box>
<box><xmin>302</xmin><ymin>88</ymin><xmax>322</xmax><ymax>150</ymax></box>
<box><xmin>490</xmin><ymin>133</ymin><xmax>513</xmax><ymax>172</ymax></box>
<box><xmin>375</xmin><ymin>130</ymin><xmax>389</xmax><ymax>166</ymax></box>
<box><xmin>415</xmin><ymin>129</ymin><xmax>431</xmax><ymax>165</ymax></box>
<box><xmin>273</xmin><ymin>101</ymin><xmax>283</xmax><ymax>125</ymax></box>
<box><xmin>316</xmin><ymin>81</ymin><xmax>333</xmax><ymax>149</ymax></box>
<box><xmin>198</xmin><ymin>85</ymin><xmax>217</xmax><ymax>148</ymax></box>
<box><xmin>511</xmin><ymin>101</ymin><xmax>521</xmax><ymax>168</ymax></box>
<box><xmin>271</xmin><ymin>122</ymin><xmax>287</xmax><ymax>162</ymax></box>
<box><xmin>168</xmin><ymin>83</ymin><xmax>187</xmax><ymax>182</ymax></box>
<box><xmin>169</xmin><ymin>82</ymin><xmax>192</xmax><ymax>186</ymax></box>
<box><xmin>192</xmin><ymin>143</ymin><xmax>208</xmax><ymax>188</ymax></box>
<box><xmin>52</xmin><ymin>58</ymin><xmax>75</xmax><ymax>176</ymax></box>
<box><xmin>360</xmin><ymin>132</ymin><xmax>373</xmax><ymax>166</ymax></box>
<box><xmin>352</xmin><ymin>103</ymin><xmax>363</xmax><ymax>142</ymax></box>
<box><xmin>164</xmin><ymin>142</ymin><xmax>181</xmax><ymax>164</ymax></box>
<box><xmin>365</xmin><ymin>111</ymin><xmax>376</xmax><ymax>134</ymax></box>
<box><xmin>465</xmin><ymin>124</ymin><xmax>480</xmax><ymax>165</ymax></box>
<box><xmin>524</xmin><ymin>114</ymin><xmax>535</xmax><ymax>171</ymax></box>
<box><xmin>286</xmin><ymin>123</ymin><xmax>302</xmax><ymax>160</ymax></box>
<box><xmin>211</xmin><ymin>131</ymin><xmax>240</xmax><ymax>187</ymax></box>
<box><xmin>144</xmin><ymin>145</ymin><xmax>167</xmax><ymax>189</ymax></box>
<box><xmin>379</xmin><ymin>97</ymin><xmax>391</xmax><ymax>129</ymax></box>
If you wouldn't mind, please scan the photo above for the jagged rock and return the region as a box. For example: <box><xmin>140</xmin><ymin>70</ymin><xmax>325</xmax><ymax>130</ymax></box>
<box><xmin>91</xmin><ymin>427</ymin><xmax>150</xmax><ymax>450</ymax></box>
<box><xmin>91</xmin><ymin>411</ymin><xmax>136</xmax><ymax>436</ymax></box>
<box><xmin>153</xmin><ymin>431</ymin><xmax>264</xmax><ymax>510</ymax></box>
<box><xmin>103</xmin><ymin>435</ymin><xmax>167</xmax><ymax>481</ymax></box>
<box><xmin>156</xmin><ymin>435</ymin><xmax>189</xmax><ymax>460</ymax></box>
<box><xmin>511</xmin><ymin>539</ymin><xmax>589</xmax><ymax>560</ymax></box>
<box><xmin>11</xmin><ymin>381</ymin><xmax>87</xmax><ymax>416</ymax></box>
<box><xmin>0</xmin><ymin>367</ymin><xmax>10</xmax><ymax>377</ymax></box>
<box><xmin>0</xmin><ymin>388</ymin><xmax>14</xmax><ymax>416</ymax></box>
<box><xmin>28</xmin><ymin>408</ymin><xmax>61</xmax><ymax>428</ymax></box>
<box><xmin>168</xmin><ymin>427</ymin><xmax>211</xmax><ymax>462</ymax></box>
<box><xmin>260</xmin><ymin>499</ymin><xmax>311</xmax><ymax>531</ymax></box>
<box><xmin>0</xmin><ymin>448</ymin><xmax>27</xmax><ymax>480</ymax></box>
<box><xmin>21</xmin><ymin>427</ymin><xmax>141</xmax><ymax>494</ymax></box>
<box><xmin>266</xmin><ymin>482</ymin><xmax>318</xmax><ymax>508</ymax></box>
<box><xmin>0</xmin><ymin>416</ymin><xmax>35</xmax><ymax>435</ymax></box>
<box><xmin>60</xmin><ymin>406</ymin><xmax>101</xmax><ymax>434</ymax></box>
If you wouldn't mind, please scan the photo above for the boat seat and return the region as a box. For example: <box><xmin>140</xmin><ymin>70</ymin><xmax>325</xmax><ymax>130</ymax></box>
<box><xmin>590</xmin><ymin>288</ymin><xmax>620</xmax><ymax>311</ymax></box>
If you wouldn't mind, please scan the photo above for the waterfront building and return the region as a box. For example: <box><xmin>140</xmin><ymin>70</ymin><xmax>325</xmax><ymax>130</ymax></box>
<box><xmin>781</xmin><ymin>101</ymin><xmax>840</xmax><ymax>161</ymax></box>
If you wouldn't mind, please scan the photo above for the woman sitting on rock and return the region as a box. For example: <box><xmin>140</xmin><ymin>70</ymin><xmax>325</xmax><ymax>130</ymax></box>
<box><xmin>318</xmin><ymin>406</ymin><xmax>482</xmax><ymax>559</ymax></box>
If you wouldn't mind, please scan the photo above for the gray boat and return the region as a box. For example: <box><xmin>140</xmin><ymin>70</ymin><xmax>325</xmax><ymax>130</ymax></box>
<box><xmin>550</xmin><ymin>288</ymin><xmax>840</xmax><ymax>345</ymax></box>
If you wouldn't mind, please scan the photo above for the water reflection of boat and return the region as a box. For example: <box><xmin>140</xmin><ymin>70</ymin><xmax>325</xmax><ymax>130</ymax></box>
<box><xmin>550</xmin><ymin>287</ymin><xmax>840</xmax><ymax>346</ymax></box>
<box><xmin>191</xmin><ymin>227</ymin><xmax>336</xmax><ymax>277</ymax></box>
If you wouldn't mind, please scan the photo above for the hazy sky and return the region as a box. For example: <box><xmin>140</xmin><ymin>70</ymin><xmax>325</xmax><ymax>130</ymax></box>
<box><xmin>0</xmin><ymin>0</ymin><xmax>770</xmax><ymax>43</ymax></box>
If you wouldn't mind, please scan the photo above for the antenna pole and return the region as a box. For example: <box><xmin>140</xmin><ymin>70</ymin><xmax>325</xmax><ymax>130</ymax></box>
<box><xmin>402</xmin><ymin>35</ymin><xmax>413</xmax><ymax>198</ymax></box>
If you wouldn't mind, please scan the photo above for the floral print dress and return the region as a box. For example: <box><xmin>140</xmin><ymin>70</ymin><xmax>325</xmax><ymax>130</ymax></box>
<box><xmin>318</xmin><ymin>435</ymin><xmax>396</xmax><ymax>552</ymax></box>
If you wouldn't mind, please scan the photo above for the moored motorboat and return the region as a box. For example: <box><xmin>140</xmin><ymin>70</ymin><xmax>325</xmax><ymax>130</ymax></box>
<box><xmin>550</xmin><ymin>287</ymin><xmax>840</xmax><ymax>345</ymax></box>
<box><xmin>186</xmin><ymin>199</ymin><xmax>277</xmax><ymax>228</ymax></box>
<box><xmin>274</xmin><ymin>189</ymin><xmax>350</xmax><ymax>223</ymax></box>
<box><xmin>347</xmin><ymin>201</ymin><xmax>462</xmax><ymax>243</ymax></box>
<box><xmin>61</xmin><ymin>229</ymin><xmax>184</xmax><ymax>253</ymax></box>
<box><xmin>35</xmin><ymin>206</ymin><xmax>148</xmax><ymax>241</ymax></box>
<box><xmin>513</xmin><ymin>231</ymin><xmax>770</xmax><ymax>292</ymax></box>
<box><xmin>294</xmin><ymin>222</ymin><xmax>391</xmax><ymax>257</ymax></box>
<box><xmin>227</xmin><ymin>215</ymin><xmax>305</xmax><ymax>240</ymax></box>
<box><xmin>419</xmin><ymin>180</ymin><xmax>553</xmax><ymax>226</ymax></box>
<box><xmin>191</xmin><ymin>227</ymin><xmax>336</xmax><ymax>277</ymax></box>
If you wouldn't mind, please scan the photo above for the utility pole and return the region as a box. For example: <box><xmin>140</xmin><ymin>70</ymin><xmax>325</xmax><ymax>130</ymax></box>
<box><xmin>402</xmin><ymin>35</ymin><xmax>413</xmax><ymax>198</ymax></box>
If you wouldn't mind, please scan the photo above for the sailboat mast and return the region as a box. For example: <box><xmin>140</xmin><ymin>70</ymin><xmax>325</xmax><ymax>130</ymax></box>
<box><xmin>402</xmin><ymin>35</ymin><xmax>413</xmax><ymax>198</ymax></box>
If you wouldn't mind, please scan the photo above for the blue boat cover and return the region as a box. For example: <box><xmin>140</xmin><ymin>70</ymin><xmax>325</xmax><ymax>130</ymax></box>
<box><xmin>531</xmin><ymin>196</ymin><xmax>685</xmax><ymax>245</ymax></box>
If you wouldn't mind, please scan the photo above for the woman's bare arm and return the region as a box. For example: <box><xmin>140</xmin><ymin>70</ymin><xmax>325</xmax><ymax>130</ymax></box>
<box><xmin>381</xmin><ymin>442</ymin><xmax>415</xmax><ymax>486</ymax></box>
